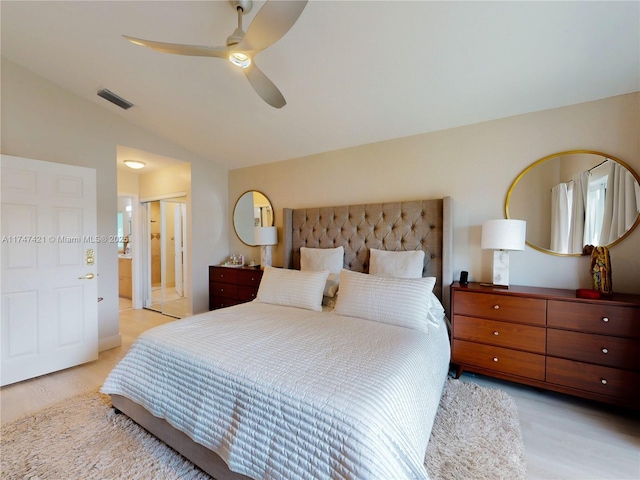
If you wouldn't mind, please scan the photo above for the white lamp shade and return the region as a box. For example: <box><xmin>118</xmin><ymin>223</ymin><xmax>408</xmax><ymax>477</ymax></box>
<box><xmin>481</xmin><ymin>219</ymin><xmax>526</xmax><ymax>251</ymax></box>
<box><xmin>254</xmin><ymin>226</ymin><xmax>277</xmax><ymax>246</ymax></box>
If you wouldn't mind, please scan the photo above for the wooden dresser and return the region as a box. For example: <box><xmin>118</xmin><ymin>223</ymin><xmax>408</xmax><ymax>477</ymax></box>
<box><xmin>451</xmin><ymin>282</ymin><xmax>640</xmax><ymax>408</ymax></box>
<box><xmin>209</xmin><ymin>265</ymin><xmax>263</xmax><ymax>310</ymax></box>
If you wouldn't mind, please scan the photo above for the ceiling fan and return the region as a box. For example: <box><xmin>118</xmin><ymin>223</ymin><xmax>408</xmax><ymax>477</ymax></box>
<box><xmin>123</xmin><ymin>0</ymin><xmax>308</xmax><ymax>108</ymax></box>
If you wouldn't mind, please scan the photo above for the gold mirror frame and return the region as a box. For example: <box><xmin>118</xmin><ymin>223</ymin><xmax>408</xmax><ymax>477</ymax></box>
<box><xmin>233</xmin><ymin>190</ymin><xmax>274</xmax><ymax>246</ymax></box>
<box><xmin>505</xmin><ymin>150</ymin><xmax>640</xmax><ymax>257</ymax></box>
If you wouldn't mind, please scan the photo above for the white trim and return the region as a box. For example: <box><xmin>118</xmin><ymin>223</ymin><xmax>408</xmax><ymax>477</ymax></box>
<box><xmin>117</xmin><ymin>192</ymin><xmax>143</xmax><ymax>310</ymax></box>
<box><xmin>140</xmin><ymin>192</ymin><xmax>188</xmax><ymax>203</ymax></box>
<box><xmin>99</xmin><ymin>333</ymin><xmax>122</xmax><ymax>352</ymax></box>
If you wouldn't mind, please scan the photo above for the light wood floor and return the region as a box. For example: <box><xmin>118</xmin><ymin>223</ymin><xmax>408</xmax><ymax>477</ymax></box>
<box><xmin>1</xmin><ymin>308</ymin><xmax>638</xmax><ymax>480</ymax></box>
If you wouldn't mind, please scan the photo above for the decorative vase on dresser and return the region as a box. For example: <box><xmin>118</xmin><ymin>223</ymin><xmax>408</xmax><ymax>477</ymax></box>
<box><xmin>451</xmin><ymin>282</ymin><xmax>640</xmax><ymax>408</ymax></box>
<box><xmin>209</xmin><ymin>265</ymin><xmax>263</xmax><ymax>310</ymax></box>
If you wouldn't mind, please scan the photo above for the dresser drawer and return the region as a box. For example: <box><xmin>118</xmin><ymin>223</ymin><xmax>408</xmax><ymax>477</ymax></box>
<box><xmin>210</xmin><ymin>282</ymin><xmax>238</xmax><ymax>299</ymax></box>
<box><xmin>236</xmin><ymin>268</ymin><xmax>262</xmax><ymax>287</ymax></box>
<box><xmin>547</xmin><ymin>329</ymin><xmax>640</xmax><ymax>370</ymax></box>
<box><xmin>548</xmin><ymin>300</ymin><xmax>640</xmax><ymax>338</ymax></box>
<box><xmin>546</xmin><ymin>357</ymin><xmax>640</xmax><ymax>401</ymax></box>
<box><xmin>452</xmin><ymin>339</ymin><xmax>545</xmax><ymax>380</ymax></box>
<box><xmin>453</xmin><ymin>291</ymin><xmax>546</xmax><ymax>326</ymax></box>
<box><xmin>453</xmin><ymin>316</ymin><xmax>546</xmax><ymax>354</ymax></box>
<box><xmin>209</xmin><ymin>267</ymin><xmax>239</xmax><ymax>283</ymax></box>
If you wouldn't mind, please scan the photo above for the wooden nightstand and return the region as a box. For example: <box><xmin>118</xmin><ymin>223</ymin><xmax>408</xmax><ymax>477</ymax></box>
<box><xmin>451</xmin><ymin>282</ymin><xmax>640</xmax><ymax>408</ymax></box>
<box><xmin>209</xmin><ymin>265</ymin><xmax>263</xmax><ymax>310</ymax></box>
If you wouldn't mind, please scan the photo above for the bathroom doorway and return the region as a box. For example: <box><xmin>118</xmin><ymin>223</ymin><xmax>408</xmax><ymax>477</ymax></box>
<box><xmin>142</xmin><ymin>197</ymin><xmax>188</xmax><ymax>318</ymax></box>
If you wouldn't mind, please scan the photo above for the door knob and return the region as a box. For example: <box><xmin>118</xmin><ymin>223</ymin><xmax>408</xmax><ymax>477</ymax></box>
<box><xmin>78</xmin><ymin>273</ymin><xmax>95</xmax><ymax>280</ymax></box>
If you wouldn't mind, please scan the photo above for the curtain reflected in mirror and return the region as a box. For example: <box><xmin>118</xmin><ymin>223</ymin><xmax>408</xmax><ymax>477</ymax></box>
<box><xmin>507</xmin><ymin>151</ymin><xmax>640</xmax><ymax>256</ymax></box>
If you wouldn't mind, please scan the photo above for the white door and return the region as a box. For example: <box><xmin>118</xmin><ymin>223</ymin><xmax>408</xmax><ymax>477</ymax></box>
<box><xmin>1</xmin><ymin>155</ymin><xmax>98</xmax><ymax>386</ymax></box>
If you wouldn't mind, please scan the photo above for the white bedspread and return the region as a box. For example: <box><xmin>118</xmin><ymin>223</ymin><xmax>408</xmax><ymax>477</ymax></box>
<box><xmin>102</xmin><ymin>301</ymin><xmax>450</xmax><ymax>480</ymax></box>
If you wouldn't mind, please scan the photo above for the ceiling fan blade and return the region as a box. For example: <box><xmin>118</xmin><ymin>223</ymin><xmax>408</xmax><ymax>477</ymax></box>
<box><xmin>123</xmin><ymin>35</ymin><xmax>227</xmax><ymax>58</ymax></box>
<box><xmin>237</xmin><ymin>0</ymin><xmax>308</xmax><ymax>52</ymax></box>
<box><xmin>244</xmin><ymin>63</ymin><xmax>286</xmax><ymax>108</ymax></box>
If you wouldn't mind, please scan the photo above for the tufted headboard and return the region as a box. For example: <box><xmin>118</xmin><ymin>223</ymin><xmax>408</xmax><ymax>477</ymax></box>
<box><xmin>283</xmin><ymin>197</ymin><xmax>453</xmax><ymax>314</ymax></box>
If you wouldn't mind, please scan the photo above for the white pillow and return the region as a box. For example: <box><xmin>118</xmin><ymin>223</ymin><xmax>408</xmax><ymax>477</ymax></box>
<box><xmin>334</xmin><ymin>269</ymin><xmax>436</xmax><ymax>333</ymax></box>
<box><xmin>369</xmin><ymin>248</ymin><xmax>425</xmax><ymax>278</ymax></box>
<box><xmin>256</xmin><ymin>267</ymin><xmax>329</xmax><ymax>312</ymax></box>
<box><xmin>301</xmin><ymin>246</ymin><xmax>344</xmax><ymax>297</ymax></box>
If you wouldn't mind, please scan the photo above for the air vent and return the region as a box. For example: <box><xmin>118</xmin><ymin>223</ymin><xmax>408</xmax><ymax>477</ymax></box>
<box><xmin>97</xmin><ymin>88</ymin><xmax>134</xmax><ymax>110</ymax></box>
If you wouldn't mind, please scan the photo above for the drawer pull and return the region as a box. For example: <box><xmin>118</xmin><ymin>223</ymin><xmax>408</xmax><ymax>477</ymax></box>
<box><xmin>602</xmin><ymin>317</ymin><xmax>609</xmax><ymax>323</ymax></box>
<box><xmin>493</xmin><ymin>305</ymin><xmax>500</xmax><ymax>310</ymax></box>
<box><xmin>601</xmin><ymin>348</ymin><xmax>609</xmax><ymax>354</ymax></box>
<box><xmin>493</xmin><ymin>331</ymin><xmax>499</xmax><ymax>336</ymax></box>
<box><xmin>493</xmin><ymin>357</ymin><xmax>499</xmax><ymax>362</ymax></box>
<box><xmin>601</xmin><ymin>379</ymin><xmax>608</xmax><ymax>385</ymax></box>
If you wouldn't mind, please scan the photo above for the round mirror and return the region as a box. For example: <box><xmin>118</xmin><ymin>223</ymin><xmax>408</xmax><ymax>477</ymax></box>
<box><xmin>233</xmin><ymin>191</ymin><xmax>274</xmax><ymax>246</ymax></box>
<box><xmin>506</xmin><ymin>150</ymin><xmax>640</xmax><ymax>256</ymax></box>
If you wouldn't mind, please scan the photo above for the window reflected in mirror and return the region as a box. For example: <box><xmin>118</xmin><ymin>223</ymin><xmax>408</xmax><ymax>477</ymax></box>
<box><xmin>506</xmin><ymin>151</ymin><xmax>640</xmax><ymax>256</ymax></box>
<box><xmin>233</xmin><ymin>191</ymin><xmax>274</xmax><ymax>246</ymax></box>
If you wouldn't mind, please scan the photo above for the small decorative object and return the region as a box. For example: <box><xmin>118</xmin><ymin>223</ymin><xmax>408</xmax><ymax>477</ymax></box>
<box><xmin>583</xmin><ymin>245</ymin><xmax>613</xmax><ymax>295</ymax></box>
<box><xmin>254</xmin><ymin>226</ymin><xmax>277</xmax><ymax>269</ymax></box>
<box><xmin>480</xmin><ymin>219</ymin><xmax>527</xmax><ymax>288</ymax></box>
<box><xmin>576</xmin><ymin>288</ymin><xmax>601</xmax><ymax>299</ymax></box>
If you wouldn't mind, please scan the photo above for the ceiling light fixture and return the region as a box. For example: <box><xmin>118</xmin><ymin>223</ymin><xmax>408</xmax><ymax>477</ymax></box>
<box><xmin>124</xmin><ymin>160</ymin><xmax>146</xmax><ymax>169</ymax></box>
<box><xmin>229</xmin><ymin>52</ymin><xmax>251</xmax><ymax>69</ymax></box>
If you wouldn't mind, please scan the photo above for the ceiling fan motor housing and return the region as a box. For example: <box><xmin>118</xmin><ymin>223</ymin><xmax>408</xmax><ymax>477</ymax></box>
<box><xmin>230</xmin><ymin>0</ymin><xmax>252</xmax><ymax>14</ymax></box>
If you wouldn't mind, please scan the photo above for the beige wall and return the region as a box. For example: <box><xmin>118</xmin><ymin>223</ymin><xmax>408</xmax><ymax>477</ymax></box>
<box><xmin>229</xmin><ymin>93</ymin><xmax>640</xmax><ymax>294</ymax></box>
<box><xmin>1</xmin><ymin>59</ymin><xmax>230</xmax><ymax>349</ymax></box>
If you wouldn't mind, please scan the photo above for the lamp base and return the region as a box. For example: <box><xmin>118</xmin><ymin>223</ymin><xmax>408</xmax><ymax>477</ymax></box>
<box><xmin>260</xmin><ymin>245</ymin><xmax>272</xmax><ymax>269</ymax></box>
<box><xmin>490</xmin><ymin>250</ymin><xmax>510</xmax><ymax>287</ymax></box>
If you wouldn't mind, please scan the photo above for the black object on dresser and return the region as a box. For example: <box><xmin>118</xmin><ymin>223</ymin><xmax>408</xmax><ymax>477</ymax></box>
<box><xmin>209</xmin><ymin>265</ymin><xmax>263</xmax><ymax>310</ymax></box>
<box><xmin>451</xmin><ymin>282</ymin><xmax>640</xmax><ymax>408</ymax></box>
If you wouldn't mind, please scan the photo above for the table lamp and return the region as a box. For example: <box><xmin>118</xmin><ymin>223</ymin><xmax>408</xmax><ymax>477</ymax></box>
<box><xmin>481</xmin><ymin>219</ymin><xmax>526</xmax><ymax>288</ymax></box>
<box><xmin>254</xmin><ymin>226</ymin><xmax>277</xmax><ymax>269</ymax></box>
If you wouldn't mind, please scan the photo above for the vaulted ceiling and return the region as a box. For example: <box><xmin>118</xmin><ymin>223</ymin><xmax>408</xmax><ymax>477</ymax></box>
<box><xmin>2</xmin><ymin>1</ymin><xmax>638</xmax><ymax>170</ymax></box>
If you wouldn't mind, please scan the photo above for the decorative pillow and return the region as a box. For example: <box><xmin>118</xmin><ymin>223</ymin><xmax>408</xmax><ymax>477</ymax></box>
<box><xmin>300</xmin><ymin>246</ymin><xmax>344</xmax><ymax>297</ymax></box>
<box><xmin>256</xmin><ymin>267</ymin><xmax>329</xmax><ymax>312</ymax></box>
<box><xmin>334</xmin><ymin>269</ymin><xmax>436</xmax><ymax>333</ymax></box>
<box><xmin>369</xmin><ymin>248</ymin><xmax>425</xmax><ymax>278</ymax></box>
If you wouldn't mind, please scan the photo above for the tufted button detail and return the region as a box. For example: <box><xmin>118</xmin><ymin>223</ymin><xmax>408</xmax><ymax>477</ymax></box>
<box><xmin>431</xmin><ymin>254</ymin><xmax>436</xmax><ymax>259</ymax></box>
<box><xmin>430</xmin><ymin>224</ymin><xmax>435</xmax><ymax>229</ymax></box>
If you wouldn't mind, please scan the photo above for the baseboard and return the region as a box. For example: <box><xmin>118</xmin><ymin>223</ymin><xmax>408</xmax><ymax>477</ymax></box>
<box><xmin>99</xmin><ymin>334</ymin><xmax>122</xmax><ymax>352</ymax></box>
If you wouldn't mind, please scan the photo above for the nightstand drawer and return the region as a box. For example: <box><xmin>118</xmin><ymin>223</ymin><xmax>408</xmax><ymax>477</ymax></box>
<box><xmin>237</xmin><ymin>285</ymin><xmax>259</xmax><ymax>301</ymax></box>
<box><xmin>452</xmin><ymin>339</ymin><xmax>545</xmax><ymax>380</ymax></box>
<box><xmin>546</xmin><ymin>357</ymin><xmax>640</xmax><ymax>401</ymax></box>
<box><xmin>454</xmin><ymin>291</ymin><xmax>546</xmax><ymax>326</ymax></box>
<box><xmin>236</xmin><ymin>269</ymin><xmax>262</xmax><ymax>287</ymax></box>
<box><xmin>547</xmin><ymin>329</ymin><xmax>640</xmax><ymax>370</ymax></box>
<box><xmin>210</xmin><ymin>282</ymin><xmax>238</xmax><ymax>299</ymax></box>
<box><xmin>209</xmin><ymin>297</ymin><xmax>243</xmax><ymax>310</ymax></box>
<box><xmin>453</xmin><ymin>316</ymin><xmax>546</xmax><ymax>353</ymax></box>
<box><xmin>548</xmin><ymin>300</ymin><xmax>640</xmax><ymax>338</ymax></box>
<box><xmin>209</xmin><ymin>267</ymin><xmax>240</xmax><ymax>283</ymax></box>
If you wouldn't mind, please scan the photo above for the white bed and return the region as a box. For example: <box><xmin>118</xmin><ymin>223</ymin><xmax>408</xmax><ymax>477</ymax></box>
<box><xmin>102</xmin><ymin>197</ymin><xmax>453</xmax><ymax>480</ymax></box>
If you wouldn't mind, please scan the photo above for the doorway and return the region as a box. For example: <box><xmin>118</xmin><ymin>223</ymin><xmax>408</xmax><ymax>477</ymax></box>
<box><xmin>143</xmin><ymin>197</ymin><xmax>188</xmax><ymax>318</ymax></box>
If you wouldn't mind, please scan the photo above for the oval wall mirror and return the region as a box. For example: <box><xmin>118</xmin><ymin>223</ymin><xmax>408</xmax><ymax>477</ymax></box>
<box><xmin>506</xmin><ymin>150</ymin><xmax>640</xmax><ymax>256</ymax></box>
<box><xmin>233</xmin><ymin>191</ymin><xmax>274</xmax><ymax>246</ymax></box>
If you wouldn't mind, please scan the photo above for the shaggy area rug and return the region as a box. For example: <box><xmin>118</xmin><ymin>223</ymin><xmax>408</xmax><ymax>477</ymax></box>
<box><xmin>1</xmin><ymin>378</ymin><xmax>526</xmax><ymax>480</ymax></box>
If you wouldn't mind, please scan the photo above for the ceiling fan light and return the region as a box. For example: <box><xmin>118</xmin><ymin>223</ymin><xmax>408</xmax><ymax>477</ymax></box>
<box><xmin>124</xmin><ymin>160</ymin><xmax>146</xmax><ymax>169</ymax></box>
<box><xmin>229</xmin><ymin>52</ymin><xmax>251</xmax><ymax>68</ymax></box>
